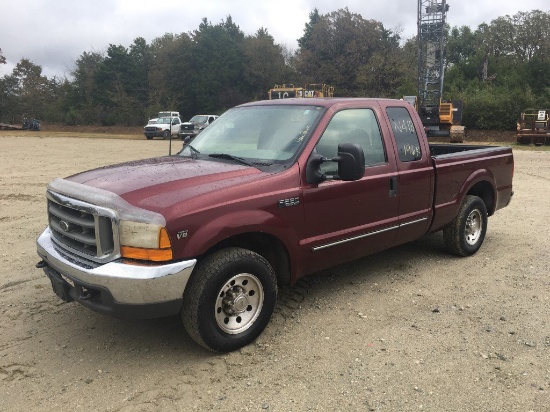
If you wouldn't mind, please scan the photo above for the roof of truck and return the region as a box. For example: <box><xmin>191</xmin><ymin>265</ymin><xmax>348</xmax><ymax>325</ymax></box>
<box><xmin>240</xmin><ymin>97</ymin><xmax>405</xmax><ymax>108</ymax></box>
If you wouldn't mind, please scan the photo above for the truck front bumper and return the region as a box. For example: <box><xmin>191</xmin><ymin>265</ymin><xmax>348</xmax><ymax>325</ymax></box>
<box><xmin>144</xmin><ymin>131</ymin><xmax>164</xmax><ymax>138</ymax></box>
<box><xmin>179</xmin><ymin>130</ymin><xmax>200</xmax><ymax>138</ymax></box>
<box><xmin>36</xmin><ymin>228</ymin><xmax>196</xmax><ymax>319</ymax></box>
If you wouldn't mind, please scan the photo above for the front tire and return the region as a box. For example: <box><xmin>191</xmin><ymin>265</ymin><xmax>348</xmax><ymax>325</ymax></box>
<box><xmin>443</xmin><ymin>195</ymin><xmax>488</xmax><ymax>256</ymax></box>
<box><xmin>182</xmin><ymin>247</ymin><xmax>277</xmax><ymax>352</ymax></box>
<box><xmin>162</xmin><ymin>130</ymin><xmax>170</xmax><ymax>139</ymax></box>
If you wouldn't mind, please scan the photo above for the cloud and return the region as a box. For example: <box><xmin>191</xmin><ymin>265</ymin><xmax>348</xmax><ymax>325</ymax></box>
<box><xmin>1</xmin><ymin>0</ymin><xmax>548</xmax><ymax>78</ymax></box>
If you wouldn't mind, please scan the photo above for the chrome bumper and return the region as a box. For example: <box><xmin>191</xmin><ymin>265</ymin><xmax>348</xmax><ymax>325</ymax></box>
<box><xmin>36</xmin><ymin>227</ymin><xmax>196</xmax><ymax>306</ymax></box>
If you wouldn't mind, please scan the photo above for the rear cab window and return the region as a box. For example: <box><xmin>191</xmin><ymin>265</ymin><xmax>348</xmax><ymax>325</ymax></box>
<box><xmin>386</xmin><ymin>107</ymin><xmax>422</xmax><ymax>162</ymax></box>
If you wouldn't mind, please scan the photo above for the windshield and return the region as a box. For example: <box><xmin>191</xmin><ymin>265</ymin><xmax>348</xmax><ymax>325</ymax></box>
<box><xmin>156</xmin><ymin>117</ymin><xmax>172</xmax><ymax>124</ymax></box>
<box><xmin>178</xmin><ymin>105</ymin><xmax>324</xmax><ymax>166</ymax></box>
<box><xmin>190</xmin><ymin>115</ymin><xmax>208</xmax><ymax>123</ymax></box>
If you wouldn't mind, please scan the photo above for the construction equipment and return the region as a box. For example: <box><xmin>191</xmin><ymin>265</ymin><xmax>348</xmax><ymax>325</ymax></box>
<box><xmin>405</xmin><ymin>0</ymin><xmax>464</xmax><ymax>142</ymax></box>
<box><xmin>269</xmin><ymin>84</ymin><xmax>334</xmax><ymax>100</ymax></box>
<box><xmin>22</xmin><ymin>117</ymin><xmax>41</xmax><ymax>131</ymax></box>
<box><xmin>517</xmin><ymin>109</ymin><xmax>550</xmax><ymax>145</ymax></box>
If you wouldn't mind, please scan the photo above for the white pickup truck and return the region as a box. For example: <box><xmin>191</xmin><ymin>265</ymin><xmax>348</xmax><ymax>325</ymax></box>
<box><xmin>143</xmin><ymin>116</ymin><xmax>183</xmax><ymax>140</ymax></box>
<box><xmin>147</xmin><ymin>111</ymin><xmax>180</xmax><ymax>125</ymax></box>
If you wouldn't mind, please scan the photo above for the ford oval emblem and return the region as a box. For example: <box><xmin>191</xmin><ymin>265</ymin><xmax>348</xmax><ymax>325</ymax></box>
<box><xmin>59</xmin><ymin>220</ymin><xmax>70</xmax><ymax>232</ymax></box>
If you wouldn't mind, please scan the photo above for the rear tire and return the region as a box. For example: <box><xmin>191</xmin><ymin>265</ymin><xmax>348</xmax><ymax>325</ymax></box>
<box><xmin>182</xmin><ymin>247</ymin><xmax>277</xmax><ymax>352</ymax></box>
<box><xmin>443</xmin><ymin>195</ymin><xmax>488</xmax><ymax>256</ymax></box>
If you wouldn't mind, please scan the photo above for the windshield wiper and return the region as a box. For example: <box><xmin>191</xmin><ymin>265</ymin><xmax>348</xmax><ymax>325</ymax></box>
<box><xmin>208</xmin><ymin>153</ymin><xmax>257</xmax><ymax>167</ymax></box>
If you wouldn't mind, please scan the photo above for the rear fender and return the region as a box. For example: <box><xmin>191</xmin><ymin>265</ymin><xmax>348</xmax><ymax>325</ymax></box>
<box><xmin>430</xmin><ymin>168</ymin><xmax>496</xmax><ymax>232</ymax></box>
<box><xmin>458</xmin><ymin>169</ymin><xmax>497</xmax><ymax>215</ymax></box>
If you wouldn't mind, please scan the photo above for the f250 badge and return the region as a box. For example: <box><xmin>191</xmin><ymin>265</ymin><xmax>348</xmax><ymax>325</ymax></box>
<box><xmin>278</xmin><ymin>197</ymin><xmax>300</xmax><ymax>208</ymax></box>
<box><xmin>177</xmin><ymin>230</ymin><xmax>188</xmax><ymax>240</ymax></box>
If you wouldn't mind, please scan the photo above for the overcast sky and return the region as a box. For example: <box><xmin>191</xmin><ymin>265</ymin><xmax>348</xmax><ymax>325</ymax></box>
<box><xmin>1</xmin><ymin>0</ymin><xmax>548</xmax><ymax>79</ymax></box>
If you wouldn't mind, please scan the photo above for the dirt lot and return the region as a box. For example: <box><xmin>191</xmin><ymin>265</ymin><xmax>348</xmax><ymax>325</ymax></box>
<box><xmin>0</xmin><ymin>132</ymin><xmax>549</xmax><ymax>411</ymax></box>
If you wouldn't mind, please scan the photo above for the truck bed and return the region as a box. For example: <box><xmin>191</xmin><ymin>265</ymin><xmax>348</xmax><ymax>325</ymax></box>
<box><xmin>428</xmin><ymin>144</ymin><xmax>514</xmax><ymax>232</ymax></box>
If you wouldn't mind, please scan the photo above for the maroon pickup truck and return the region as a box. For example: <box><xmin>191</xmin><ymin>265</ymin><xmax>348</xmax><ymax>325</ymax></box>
<box><xmin>36</xmin><ymin>98</ymin><xmax>514</xmax><ymax>352</ymax></box>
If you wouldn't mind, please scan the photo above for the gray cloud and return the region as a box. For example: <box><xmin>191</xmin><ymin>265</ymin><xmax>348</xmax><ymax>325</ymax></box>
<box><xmin>1</xmin><ymin>0</ymin><xmax>548</xmax><ymax>78</ymax></box>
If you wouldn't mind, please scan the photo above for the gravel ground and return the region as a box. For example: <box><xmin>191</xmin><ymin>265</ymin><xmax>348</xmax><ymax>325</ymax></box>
<box><xmin>0</xmin><ymin>134</ymin><xmax>548</xmax><ymax>411</ymax></box>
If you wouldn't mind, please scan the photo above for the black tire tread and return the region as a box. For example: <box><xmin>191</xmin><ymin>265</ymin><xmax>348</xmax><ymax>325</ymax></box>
<box><xmin>443</xmin><ymin>195</ymin><xmax>487</xmax><ymax>257</ymax></box>
<box><xmin>182</xmin><ymin>247</ymin><xmax>277</xmax><ymax>351</ymax></box>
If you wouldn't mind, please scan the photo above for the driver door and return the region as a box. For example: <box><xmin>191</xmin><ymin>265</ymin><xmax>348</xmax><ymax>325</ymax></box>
<box><xmin>301</xmin><ymin>107</ymin><xmax>399</xmax><ymax>273</ymax></box>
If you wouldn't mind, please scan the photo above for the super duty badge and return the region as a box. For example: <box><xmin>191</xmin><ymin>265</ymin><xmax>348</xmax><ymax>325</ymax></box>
<box><xmin>278</xmin><ymin>197</ymin><xmax>300</xmax><ymax>208</ymax></box>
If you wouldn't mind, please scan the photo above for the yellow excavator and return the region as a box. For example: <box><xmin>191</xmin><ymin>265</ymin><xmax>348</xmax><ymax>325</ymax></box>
<box><xmin>268</xmin><ymin>84</ymin><xmax>334</xmax><ymax>100</ymax></box>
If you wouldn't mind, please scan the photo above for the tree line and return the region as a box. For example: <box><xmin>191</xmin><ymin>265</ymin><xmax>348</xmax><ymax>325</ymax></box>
<box><xmin>0</xmin><ymin>8</ymin><xmax>549</xmax><ymax>130</ymax></box>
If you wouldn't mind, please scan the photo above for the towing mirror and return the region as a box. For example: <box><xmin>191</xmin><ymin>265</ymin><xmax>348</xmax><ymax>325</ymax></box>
<box><xmin>337</xmin><ymin>143</ymin><xmax>365</xmax><ymax>181</ymax></box>
<box><xmin>306</xmin><ymin>143</ymin><xmax>365</xmax><ymax>184</ymax></box>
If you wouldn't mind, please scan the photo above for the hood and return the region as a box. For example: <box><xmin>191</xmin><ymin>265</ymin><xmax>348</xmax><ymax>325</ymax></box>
<box><xmin>67</xmin><ymin>156</ymin><xmax>267</xmax><ymax>216</ymax></box>
<box><xmin>183</xmin><ymin>120</ymin><xmax>207</xmax><ymax>126</ymax></box>
<box><xmin>181</xmin><ymin>121</ymin><xmax>199</xmax><ymax>128</ymax></box>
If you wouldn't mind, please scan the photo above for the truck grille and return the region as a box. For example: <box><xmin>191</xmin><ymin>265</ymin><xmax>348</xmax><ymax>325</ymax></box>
<box><xmin>181</xmin><ymin>124</ymin><xmax>194</xmax><ymax>131</ymax></box>
<box><xmin>144</xmin><ymin>126</ymin><xmax>160</xmax><ymax>132</ymax></box>
<box><xmin>47</xmin><ymin>192</ymin><xmax>118</xmax><ymax>264</ymax></box>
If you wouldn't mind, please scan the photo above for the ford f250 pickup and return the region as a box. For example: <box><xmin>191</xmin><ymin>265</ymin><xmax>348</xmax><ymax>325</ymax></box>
<box><xmin>143</xmin><ymin>116</ymin><xmax>182</xmax><ymax>140</ymax></box>
<box><xmin>36</xmin><ymin>98</ymin><xmax>514</xmax><ymax>352</ymax></box>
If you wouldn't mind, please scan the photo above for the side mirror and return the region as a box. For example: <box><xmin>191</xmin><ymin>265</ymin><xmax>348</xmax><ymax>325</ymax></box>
<box><xmin>337</xmin><ymin>143</ymin><xmax>365</xmax><ymax>181</ymax></box>
<box><xmin>306</xmin><ymin>143</ymin><xmax>365</xmax><ymax>185</ymax></box>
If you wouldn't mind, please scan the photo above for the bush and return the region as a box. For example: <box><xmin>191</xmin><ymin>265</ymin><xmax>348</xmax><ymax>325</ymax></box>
<box><xmin>458</xmin><ymin>86</ymin><xmax>537</xmax><ymax>130</ymax></box>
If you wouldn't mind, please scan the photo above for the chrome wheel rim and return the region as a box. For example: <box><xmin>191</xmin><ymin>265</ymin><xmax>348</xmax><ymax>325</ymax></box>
<box><xmin>215</xmin><ymin>273</ymin><xmax>264</xmax><ymax>334</ymax></box>
<box><xmin>465</xmin><ymin>209</ymin><xmax>482</xmax><ymax>246</ymax></box>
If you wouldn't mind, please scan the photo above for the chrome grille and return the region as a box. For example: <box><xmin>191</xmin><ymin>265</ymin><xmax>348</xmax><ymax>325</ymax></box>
<box><xmin>47</xmin><ymin>192</ymin><xmax>119</xmax><ymax>264</ymax></box>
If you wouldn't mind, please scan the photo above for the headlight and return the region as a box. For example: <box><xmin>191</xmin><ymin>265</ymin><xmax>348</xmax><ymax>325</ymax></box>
<box><xmin>119</xmin><ymin>221</ymin><xmax>173</xmax><ymax>261</ymax></box>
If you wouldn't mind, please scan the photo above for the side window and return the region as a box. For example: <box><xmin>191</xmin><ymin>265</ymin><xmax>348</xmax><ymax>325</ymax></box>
<box><xmin>315</xmin><ymin>109</ymin><xmax>386</xmax><ymax>175</ymax></box>
<box><xmin>386</xmin><ymin>107</ymin><xmax>422</xmax><ymax>162</ymax></box>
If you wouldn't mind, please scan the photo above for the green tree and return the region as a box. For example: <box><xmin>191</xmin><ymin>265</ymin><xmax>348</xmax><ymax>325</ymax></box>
<box><xmin>152</xmin><ymin>33</ymin><xmax>194</xmax><ymax>119</ymax></box>
<box><xmin>295</xmin><ymin>8</ymin><xmax>402</xmax><ymax>97</ymax></box>
<box><xmin>242</xmin><ymin>28</ymin><xmax>289</xmax><ymax>100</ymax></box>
<box><xmin>189</xmin><ymin>17</ymin><xmax>246</xmax><ymax>113</ymax></box>
<box><xmin>9</xmin><ymin>59</ymin><xmax>51</xmax><ymax>121</ymax></box>
<box><xmin>297</xmin><ymin>8</ymin><xmax>322</xmax><ymax>50</ymax></box>
<box><xmin>129</xmin><ymin>37</ymin><xmax>152</xmax><ymax>105</ymax></box>
<box><xmin>67</xmin><ymin>51</ymin><xmax>105</xmax><ymax>124</ymax></box>
<box><xmin>93</xmin><ymin>43</ymin><xmax>147</xmax><ymax>125</ymax></box>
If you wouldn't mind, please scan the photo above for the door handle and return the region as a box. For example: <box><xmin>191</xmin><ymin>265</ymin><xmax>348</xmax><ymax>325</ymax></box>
<box><xmin>389</xmin><ymin>177</ymin><xmax>397</xmax><ymax>197</ymax></box>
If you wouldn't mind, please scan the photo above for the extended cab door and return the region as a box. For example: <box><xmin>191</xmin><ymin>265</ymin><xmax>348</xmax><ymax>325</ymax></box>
<box><xmin>381</xmin><ymin>103</ymin><xmax>434</xmax><ymax>244</ymax></box>
<box><xmin>301</xmin><ymin>106</ymin><xmax>400</xmax><ymax>273</ymax></box>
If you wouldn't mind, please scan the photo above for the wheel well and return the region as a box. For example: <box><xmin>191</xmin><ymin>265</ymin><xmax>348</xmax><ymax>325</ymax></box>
<box><xmin>467</xmin><ymin>181</ymin><xmax>495</xmax><ymax>215</ymax></box>
<box><xmin>204</xmin><ymin>233</ymin><xmax>291</xmax><ymax>286</ymax></box>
